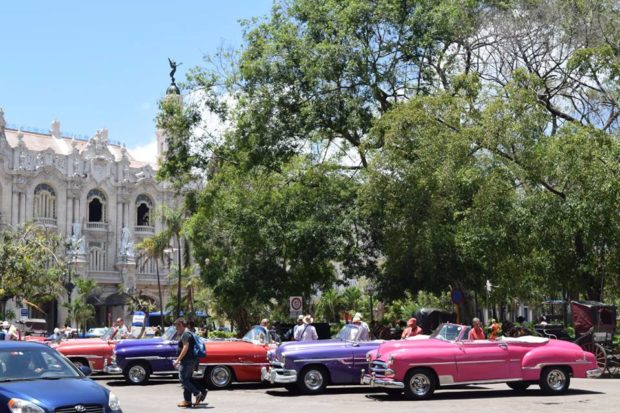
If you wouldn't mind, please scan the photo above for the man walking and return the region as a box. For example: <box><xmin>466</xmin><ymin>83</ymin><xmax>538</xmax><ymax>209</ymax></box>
<box><xmin>172</xmin><ymin>318</ymin><xmax>207</xmax><ymax>408</ymax></box>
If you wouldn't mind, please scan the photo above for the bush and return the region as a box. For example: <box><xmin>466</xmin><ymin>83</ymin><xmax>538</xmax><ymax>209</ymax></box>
<box><xmin>208</xmin><ymin>330</ymin><xmax>236</xmax><ymax>339</ymax></box>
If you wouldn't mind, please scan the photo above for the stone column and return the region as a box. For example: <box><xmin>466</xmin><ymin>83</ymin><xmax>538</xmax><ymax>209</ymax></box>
<box><xmin>11</xmin><ymin>190</ymin><xmax>19</xmax><ymax>224</ymax></box>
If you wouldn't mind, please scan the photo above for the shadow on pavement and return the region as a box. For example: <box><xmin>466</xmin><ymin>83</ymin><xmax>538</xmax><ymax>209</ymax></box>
<box><xmin>366</xmin><ymin>387</ymin><xmax>604</xmax><ymax>402</ymax></box>
<box><xmin>266</xmin><ymin>386</ymin><xmax>383</xmax><ymax>397</ymax></box>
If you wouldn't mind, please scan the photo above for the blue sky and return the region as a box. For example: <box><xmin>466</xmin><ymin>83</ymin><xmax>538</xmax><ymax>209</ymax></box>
<box><xmin>0</xmin><ymin>1</ymin><xmax>273</xmax><ymax>160</ymax></box>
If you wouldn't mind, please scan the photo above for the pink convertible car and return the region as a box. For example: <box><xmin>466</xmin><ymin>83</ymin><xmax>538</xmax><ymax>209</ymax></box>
<box><xmin>362</xmin><ymin>323</ymin><xmax>601</xmax><ymax>399</ymax></box>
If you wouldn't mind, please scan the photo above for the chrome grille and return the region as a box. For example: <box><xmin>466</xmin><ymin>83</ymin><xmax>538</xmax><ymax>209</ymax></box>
<box><xmin>370</xmin><ymin>360</ymin><xmax>387</xmax><ymax>374</ymax></box>
<box><xmin>55</xmin><ymin>404</ymin><xmax>104</xmax><ymax>413</ymax></box>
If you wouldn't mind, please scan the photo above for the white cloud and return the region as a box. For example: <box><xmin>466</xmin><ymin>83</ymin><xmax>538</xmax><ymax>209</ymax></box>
<box><xmin>128</xmin><ymin>138</ymin><xmax>158</xmax><ymax>163</ymax></box>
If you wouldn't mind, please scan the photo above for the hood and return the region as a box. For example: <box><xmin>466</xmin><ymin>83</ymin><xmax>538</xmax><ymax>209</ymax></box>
<box><xmin>374</xmin><ymin>337</ymin><xmax>448</xmax><ymax>357</ymax></box>
<box><xmin>277</xmin><ymin>339</ymin><xmax>348</xmax><ymax>357</ymax></box>
<box><xmin>115</xmin><ymin>337</ymin><xmax>163</xmax><ymax>350</ymax></box>
<box><xmin>54</xmin><ymin>339</ymin><xmax>112</xmax><ymax>350</ymax></box>
<box><xmin>0</xmin><ymin>378</ymin><xmax>108</xmax><ymax>409</ymax></box>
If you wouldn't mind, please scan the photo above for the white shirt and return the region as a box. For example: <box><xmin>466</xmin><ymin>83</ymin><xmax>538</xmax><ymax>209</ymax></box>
<box><xmin>295</xmin><ymin>324</ymin><xmax>318</xmax><ymax>341</ymax></box>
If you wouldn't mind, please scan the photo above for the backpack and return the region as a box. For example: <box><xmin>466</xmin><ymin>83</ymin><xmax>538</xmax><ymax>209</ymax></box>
<box><xmin>191</xmin><ymin>332</ymin><xmax>207</xmax><ymax>358</ymax></box>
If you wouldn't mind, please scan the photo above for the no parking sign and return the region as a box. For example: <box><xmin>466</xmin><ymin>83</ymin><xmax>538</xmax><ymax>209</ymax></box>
<box><xmin>289</xmin><ymin>296</ymin><xmax>303</xmax><ymax>318</ymax></box>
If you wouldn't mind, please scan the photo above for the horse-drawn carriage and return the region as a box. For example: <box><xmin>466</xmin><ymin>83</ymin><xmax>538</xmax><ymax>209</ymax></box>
<box><xmin>536</xmin><ymin>300</ymin><xmax>619</xmax><ymax>376</ymax></box>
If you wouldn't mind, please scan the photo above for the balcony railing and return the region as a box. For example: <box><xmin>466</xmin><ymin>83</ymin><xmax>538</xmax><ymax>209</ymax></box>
<box><xmin>34</xmin><ymin>217</ymin><xmax>57</xmax><ymax>227</ymax></box>
<box><xmin>85</xmin><ymin>222</ymin><xmax>108</xmax><ymax>231</ymax></box>
<box><xmin>136</xmin><ymin>272</ymin><xmax>173</xmax><ymax>285</ymax></box>
<box><xmin>134</xmin><ymin>225</ymin><xmax>155</xmax><ymax>235</ymax></box>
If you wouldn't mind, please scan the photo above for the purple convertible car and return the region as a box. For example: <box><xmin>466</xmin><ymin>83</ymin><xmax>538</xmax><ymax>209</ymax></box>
<box><xmin>262</xmin><ymin>324</ymin><xmax>388</xmax><ymax>394</ymax></box>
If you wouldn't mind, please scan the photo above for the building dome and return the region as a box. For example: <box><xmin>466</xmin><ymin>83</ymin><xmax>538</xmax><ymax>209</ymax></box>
<box><xmin>166</xmin><ymin>83</ymin><xmax>180</xmax><ymax>95</ymax></box>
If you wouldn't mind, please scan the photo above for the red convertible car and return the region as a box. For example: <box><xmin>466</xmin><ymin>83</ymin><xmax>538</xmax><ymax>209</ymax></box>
<box><xmin>52</xmin><ymin>328</ymin><xmax>119</xmax><ymax>372</ymax></box>
<box><xmin>111</xmin><ymin>325</ymin><xmax>278</xmax><ymax>387</ymax></box>
<box><xmin>363</xmin><ymin>323</ymin><xmax>601</xmax><ymax>399</ymax></box>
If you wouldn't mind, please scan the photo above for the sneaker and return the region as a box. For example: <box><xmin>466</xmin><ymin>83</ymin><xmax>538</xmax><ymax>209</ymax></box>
<box><xmin>177</xmin><ymin>401</ymin><xmax>192</xmax><ymax>408</ymax></box>
<box><xmin>194</xmin><ymin>392</ymin><xmax>207</xmax><ymax>406</ymax></box>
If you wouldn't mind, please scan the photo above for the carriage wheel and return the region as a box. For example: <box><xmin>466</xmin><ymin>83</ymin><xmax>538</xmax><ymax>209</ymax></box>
<box><xmin>581</xmin><ymin>342</ymin><xmax>607</xmax><ymax>372</ymax></box>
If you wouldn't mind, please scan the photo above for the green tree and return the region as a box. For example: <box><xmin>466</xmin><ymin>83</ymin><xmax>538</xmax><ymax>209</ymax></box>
<box><xmin>136</xmin><ymin>232</ymin><xmax>169</xmax><ymax>323</ymax></box>
<box><xmin>63</xmin><ymin>278</ymin><xmax>97</xmax><ymax>332</ymax></box>
<box><xmin>0</xmin><ymin>224</ymin><xmax>64</xmax><ymax>314</ymax></box>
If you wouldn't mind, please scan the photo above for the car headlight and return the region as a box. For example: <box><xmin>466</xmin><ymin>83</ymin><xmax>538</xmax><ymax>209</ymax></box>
<box><xmin>8</xmin><ymin>398</ymin><xmax>44</xmax><ymax>413</ymax></box>
<box><xmin>108</xmin><ymin>392</ymin><xmax>121</xmax><ymax>411</ymax></box>
<box><xmin>281</xmin><ymin>354</ymin><xmax>286</xmax><ymax>365</ymax></box>
<box><xmin>387</xmin><ymin>355</ymin><xmax>394</xmax><ymax>367</ymax></box>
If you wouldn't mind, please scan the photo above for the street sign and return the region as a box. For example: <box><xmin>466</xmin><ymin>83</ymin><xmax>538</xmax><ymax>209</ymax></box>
<box><xmin>20</xmin><ymin>308</ymin><xmax>29</xmax><ymax>319</ymax></box>
<box><xmin>132</xmin><ymin>311</ymin><xmax>145</xmax><ymax>327</ymax></box>
<box><xmin>289</xmin><ymin>296</ymin><xmax>302</xmax><ymax>311</ymax></box>
<box><xmin>289</xmin><ymin>296</ymin><xmax>303</xmax><ymax>319</ymax></box>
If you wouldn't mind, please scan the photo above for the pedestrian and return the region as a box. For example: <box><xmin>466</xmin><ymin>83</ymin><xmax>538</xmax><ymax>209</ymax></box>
<box><xmin>489</xmin><ymin>319</ymin><xmax>500</xmax><ymax>340</ymax></box>
<box><xmin>352</xmin><ymin>313</ymin><xmax>370</xmax><ymax>341</ymax></box>
<box><xmin>172</xmin><ymin>318</ymin><xmax>206</xmax><ymax>408</ymax></box>
<box><xmin>111</xmin><ymin>318</ymin><xmax>129</xmax><ymax>340</ymax></box>
<box><xmin>294</xmin><ymin>315</ymin><xmax>318</xmax><ymax>341</ymax></box>
<box><xmin>260</xmin><ymin>318</ymin><xmax>270</xmax><ymax>328</ymax></box>
<box><xmin>49</xmin><ymin>327</ymin><xmax>62</xmax><ymax>341</ymax></box>
<box><xmin>289</xmin><ymin>314</ymin><xmax>304</xmax><ymax>341</ymax></box>
<box><xmin>467</xmin><ymin>317</ymin><xmax>486</xmax><ymax>340</ymax></box>
<box><xmin>401</xmin><ymin>318</ymin><xmax>422</xmax><ymax>339</ymax></box>
<box><xmin>0</xmin><ymin>321</ymin><xmax>9</xmax><ymax>340</ymax></box>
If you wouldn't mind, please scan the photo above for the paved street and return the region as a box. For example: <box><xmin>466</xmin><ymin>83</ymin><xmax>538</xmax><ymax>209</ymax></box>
<box><xmin>96</xmin><ymin>376</ymin><xmax>620</xmax><ymax>413</ymax></box>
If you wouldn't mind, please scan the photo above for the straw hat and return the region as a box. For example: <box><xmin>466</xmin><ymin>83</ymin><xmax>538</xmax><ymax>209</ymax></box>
<box><xmin>303</xmin><ymin>315</ymin><xmax>313</xmax><ymax>324</ymax></box>
<box><xmin>352</xmin><ymin>313</ymin><xmax>363</xmax><ymax>323</ymax></box>
<box><xmin>2</xmin><ymin>321</ymin><xmax>9</xmax><ymax>329</ymax></box>
<box><xmin>297</xmin><ymin>314</ymin><xmax>304</xmax><ymax>321</ymax></box>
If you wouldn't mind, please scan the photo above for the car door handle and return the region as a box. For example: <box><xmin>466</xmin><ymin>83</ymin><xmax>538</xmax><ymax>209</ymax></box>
<box><xmin>498</xmin><ymin>343</ymin><xmax>508</xmax><ymax>349</ymax></box>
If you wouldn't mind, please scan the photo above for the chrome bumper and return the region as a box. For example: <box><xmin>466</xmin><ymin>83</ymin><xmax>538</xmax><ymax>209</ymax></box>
<box><xmin>586</xmin><ymin>368</ymin><xmax>603</xmax><ymax>378</ymax></box>
<box><xmin>261</xmin><ymin>366</ymin><xmax>297</xmax><ymax>384</ymax></box>
<box><xmin>361</xmin><ymin>370</ymin><xmax>405</xmax><ymax>389</ymax></box>
<box><xmin>104</xmin><ymin>362</ymin><xmax>123</xmax><ymax>375</ymax></box>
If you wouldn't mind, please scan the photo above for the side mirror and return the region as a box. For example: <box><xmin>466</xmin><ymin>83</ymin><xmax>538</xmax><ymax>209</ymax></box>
<box><xmin>78</xmin><ymin>365</ymin><xmax>92</xmax><ymax>376</ymax></box>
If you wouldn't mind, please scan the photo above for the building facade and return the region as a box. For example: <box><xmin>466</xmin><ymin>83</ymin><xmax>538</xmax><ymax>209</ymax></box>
<box><xmin>0</xmin><ymin>106</ymin><xmax>176</xmax><ymax>330</ymax></box>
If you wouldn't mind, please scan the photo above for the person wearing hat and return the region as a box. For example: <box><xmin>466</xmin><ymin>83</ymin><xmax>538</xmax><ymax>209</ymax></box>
<box><xmin>352</xmin><ymin>313</ymin><xmax>370</xmax><ymax>341</ymax></box>
<box><xmin>401</xmin><ymin>318</ymin><xmax>422</xmax><ymax>339</ymax></box>
<box><xmin>292</xmin><ymin>314</ymin><xmax>304</xmax><ymax>341</ymax></box>
<box><xmin>5</xmin><ymin>321</ymin><xmax>19</xmax><ymax>341</ymax></box>
<box><xmin>294</xmin><ymin>315</ymin><xmax>318</xmax><ymax>341</ymax></box>
<box><xmin>0</xmin><ymin>321</ymin><xmax>9</xmax><ymax>340</ymax></box>
<box><xmin>49</xmin><ymin>327</ymin><xmax>62</xmax><ymax>341</ymax></box>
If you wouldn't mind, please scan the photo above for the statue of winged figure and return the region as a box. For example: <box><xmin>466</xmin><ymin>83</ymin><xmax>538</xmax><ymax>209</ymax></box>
<box><xmin>168</xmin><ymin>58</ymin><xmax>183</xmax><ymax>84</ymax></box>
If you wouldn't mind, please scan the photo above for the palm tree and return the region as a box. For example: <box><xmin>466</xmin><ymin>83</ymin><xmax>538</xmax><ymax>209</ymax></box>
<box><xmin>159</xmin><ymin>206</ymin><xmax>185</xmax><ymax>318</ymax></box>
<box><xmin>136</xmin><ymin>232</ymin><xmax>168</xmax><ymax>324</ymax></box>
<box><xmin>63</xmin><ymin>278</ymin><xmax>97</xmax><ymax>332</ymax></box>
<box><xmin>317</xmin><ymin>289</ymin><xmax>342</xmax><ymax>323</ymax></box>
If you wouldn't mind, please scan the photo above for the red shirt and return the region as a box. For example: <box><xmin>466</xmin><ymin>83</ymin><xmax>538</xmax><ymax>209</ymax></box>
<box><xmin>468</xmin><ymin>326</ymin><xmax>486</xmax><ymax>340</ymax></box>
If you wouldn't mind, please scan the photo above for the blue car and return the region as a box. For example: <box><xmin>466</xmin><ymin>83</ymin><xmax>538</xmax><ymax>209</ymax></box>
<box><xmin>0</xmin><ymin>341</ymin><xmax>122</xmax><ymax>413</ymax></box>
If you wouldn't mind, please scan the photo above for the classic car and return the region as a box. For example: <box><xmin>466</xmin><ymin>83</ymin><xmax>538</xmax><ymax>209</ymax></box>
<box><xmin>52</xmin><ymin>327</ymin><xmax>119</xmax><ymax>373</ymax></box>
<box><xmin>108</xmin><ymin>325</ymin><xmax>277</xmax><ymax>387</ymax></box>
<box><xmin>0</xmin><ymin>341</ymin><xmax>122</xmax><ymax>412</ymax></box>
<box><xmin>362</xmin><ymin>323</ymin><xmax>602</xmax><ymax>400</ymax></box>
<box><xmin>262</xmin><ymin>324</ymin><xmax>427</xmax><ymax>394</ymax></box>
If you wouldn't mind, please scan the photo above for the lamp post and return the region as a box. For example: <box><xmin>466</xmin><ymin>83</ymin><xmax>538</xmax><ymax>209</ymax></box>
<box><xmin>365</xmin><ymin>284</ymin><xmax>375</xmax><ymax>324</ymax></box>
<box><xmin>64</xmin><ymin>253</ymin><xmax>77</xmax><ymax>305</ymax></box>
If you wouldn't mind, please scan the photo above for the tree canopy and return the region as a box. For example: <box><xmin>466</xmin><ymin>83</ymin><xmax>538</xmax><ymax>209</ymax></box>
<box><xmin>157</xmin><ymin>0</ymin><xmax>620</xmax><ymax>322</ymax></box>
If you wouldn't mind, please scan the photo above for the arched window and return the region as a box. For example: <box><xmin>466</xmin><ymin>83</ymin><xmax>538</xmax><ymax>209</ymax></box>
<box><xmin>87</xmin><ymin>189</ymin><xmax>107</xmax><ymax>223</ymax></box>
<box><xmin>136</xmin><ymin>194</ymin><xmax>153</xmax><ymax>227</ymax></box>
<box><xmin>88</xmin><ymin>242</ymin><xmax>107</xmax><ymax>272</ymax></box>
<box><xmin>34</xmin><ymin>184</ymin><xmax>57</xmax><ymax>222</ymax></box>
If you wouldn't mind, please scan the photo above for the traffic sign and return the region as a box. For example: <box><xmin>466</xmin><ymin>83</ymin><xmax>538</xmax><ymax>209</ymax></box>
<box><xmin>289</xmin><ymin>296</ymin><xmax>303</xmax><ymax>312</ymax></box>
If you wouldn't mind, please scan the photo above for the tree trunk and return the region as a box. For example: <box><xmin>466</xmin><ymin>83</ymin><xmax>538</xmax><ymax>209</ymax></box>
<box><xmin>176</xmin><ymin>236</ymin><xmax>182</xmax><ymax>318</ymax></box>
<box><xmin>155</xmin><ymin>259</ymin><xmax>164</xmax><ymax>326</ymax></box>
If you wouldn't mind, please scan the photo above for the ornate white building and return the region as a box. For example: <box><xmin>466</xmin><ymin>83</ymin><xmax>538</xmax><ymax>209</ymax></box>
<box><xmin>0</xmin><ymin>99</ymin><xmax>177</xmax><ymax>329</ymax></box>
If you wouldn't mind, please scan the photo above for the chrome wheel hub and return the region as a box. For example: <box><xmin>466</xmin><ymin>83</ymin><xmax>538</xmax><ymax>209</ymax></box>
<box><xmin>547</xmin><ymin>369</ymin><xmax>566</xmax><ymax>391</ymax></box>
<box><xmin>211</xmin><ymin>366</ymin><xmax>231</xmax><ymax>387</ymax></box>
<box><xmin>410</xmin><ymin>373</ymin><xmax>431</xmax><ymax>396</ymax></box>
<box><xmin>128</xmin><ymin>365</ymin><xmax>146</xmax><ymax>383</ymax></box>
<box><xmin>304</xmin><ymin>370</ymin><xmax>324</xmax><ymax>391</ymax></box>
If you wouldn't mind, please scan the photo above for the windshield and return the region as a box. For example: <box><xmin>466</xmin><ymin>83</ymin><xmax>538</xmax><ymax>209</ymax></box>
<box><xmin>336</xmin><ymin>324</ymin><xmax>361</xmax><ymax>341</ymax></box>
<box><xmin>163</xmin><ymin>326</ymin><xmax>179</xmax><ymax>341</ymax></box>
<box><xmin>0</xmin><ymin>348</ymin><xmax>81</xmax><ymax>382</ymax></box>
<box><xmin>431</xmin><ymin>324</ymin><xmax>467</xmax><ymax>341</ymax></box>
<box><xmin>242</xmin><ymin>326</ymin><xmax>270</xmax><ymax>344</ymax></box>
<box><xmin>97</xmin><ymin>328</ymin><xmax>113</xmax><ymax>340</ymax></box>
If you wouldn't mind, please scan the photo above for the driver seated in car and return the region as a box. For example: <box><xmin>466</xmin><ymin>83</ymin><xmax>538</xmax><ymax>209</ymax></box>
<box><xmin>467</xmin><ymin>318</ymin><xmax>486</xmax><ymax>340</ymax></box>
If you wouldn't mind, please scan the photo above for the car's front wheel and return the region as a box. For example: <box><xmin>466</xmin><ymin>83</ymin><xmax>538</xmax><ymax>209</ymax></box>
<box><xmin>539</xmin><ymin>366</ymin><xmax>570</xmax><ymax>395</ymax></box>
<box><xmin>403</xmin><ymin>368</ymin><xmax>436</xmax><ymax>400</ymax></box>
<box><xmin>297</xmin><ymin>365</ymin><xmax>328</xmax><ymax>395</ymax></box>
<box><xmin>205</xmin><ymin>365</ymin><xmax>233</xmax><ymax>389</ymax></box>
<box><xmin>124</xmin><ymin>362</ymin><xmax>151</xmax><ymax>385</ymax></box>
